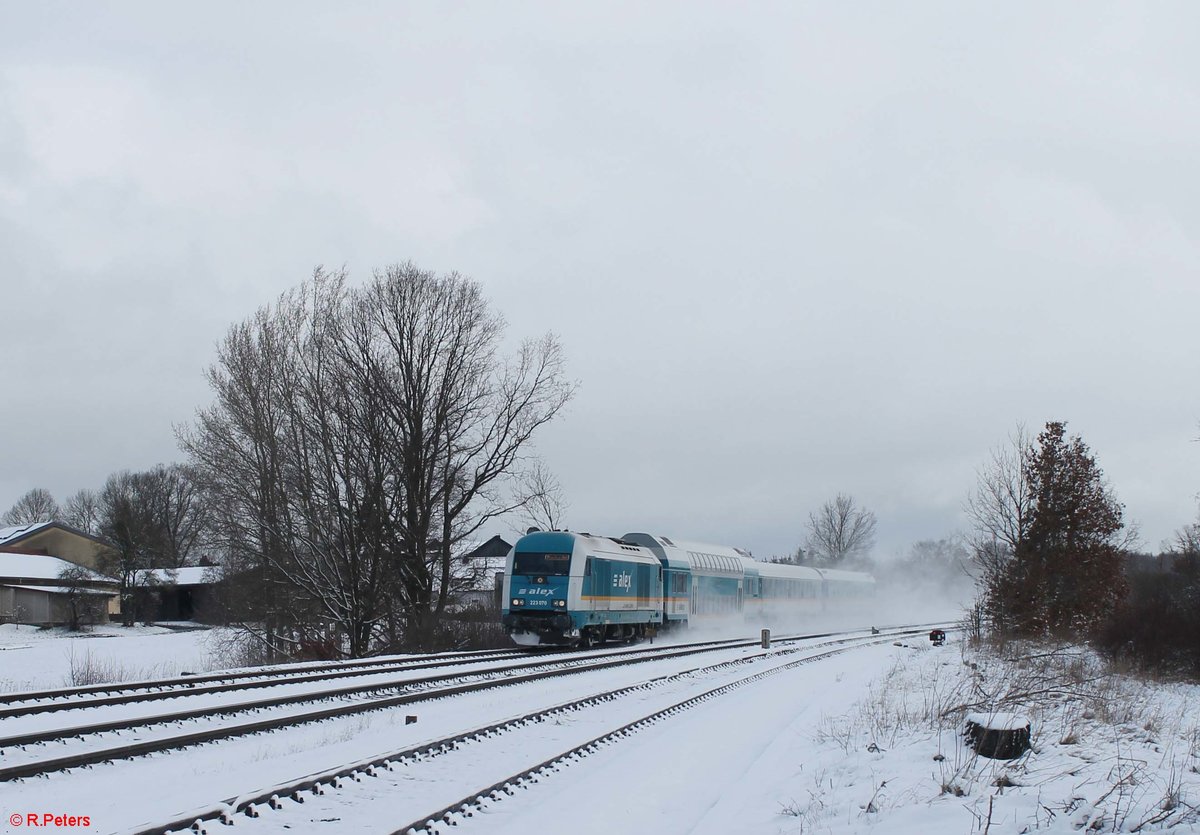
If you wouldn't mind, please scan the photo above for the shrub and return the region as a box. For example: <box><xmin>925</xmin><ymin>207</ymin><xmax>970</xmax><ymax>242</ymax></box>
<box><xmin>1096</xmin><ymin>567</ymin><xmax>1200</xmax><ymax>678</ymax></box>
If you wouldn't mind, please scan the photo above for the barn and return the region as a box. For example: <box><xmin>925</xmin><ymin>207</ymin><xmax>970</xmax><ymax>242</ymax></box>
<box><xmin>0</xmin><ymin>551</ymin><xmax>119</xmax><ymax>625</ymax></box>
<box><xmin>0</xmin><ymin>522</ymin><xmax>120</xmax><ymax>625</ymax></box>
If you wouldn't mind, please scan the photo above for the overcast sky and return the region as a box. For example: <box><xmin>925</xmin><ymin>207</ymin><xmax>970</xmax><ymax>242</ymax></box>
<box><xmin>2</xmin><ymin>3</ymin><xmax>1198</xmax><ymax>560</ymax></box>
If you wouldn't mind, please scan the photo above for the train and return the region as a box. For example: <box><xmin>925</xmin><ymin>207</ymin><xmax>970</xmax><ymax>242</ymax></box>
<box><xmin>500</xmin><ymin>530</ymin><xmax>875</xmax><ymax>647</ymax></box>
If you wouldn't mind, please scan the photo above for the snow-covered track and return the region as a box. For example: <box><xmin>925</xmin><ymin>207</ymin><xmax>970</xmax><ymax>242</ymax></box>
<box><xmin>0</xmin><ymin>635</ymin><xmax>767</xmax><ymax>748</ymax></box>
<box><xmin>391</xmin><ymin>639</ymin><xmax>896</xmax><ymax>835</ymax></box>
<box><xmin>124</xmin><ymin>626</ymin><xmax>945</xmax><ymax>835</ymax></box>
<box><xmin>0</xmin><ymin>629</ymin><xmax>892</xmax><ymax>781</ymax></box>
<box><xmin>0</xmin><ymin>646</ymin><xmax>536</xmax><ymax>714</ymax></box>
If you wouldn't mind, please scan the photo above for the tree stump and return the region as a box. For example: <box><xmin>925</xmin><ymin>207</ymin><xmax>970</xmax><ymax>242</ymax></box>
<box><xmin>964</xmin><ymin>712</ymin><xmax>1031</xmax><ymax>759</ymax></box>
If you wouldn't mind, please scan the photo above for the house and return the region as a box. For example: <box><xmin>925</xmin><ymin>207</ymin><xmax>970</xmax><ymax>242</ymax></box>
<box><xmin>131</xmin><ymin>565</ymin><xmax>223</xmax><ymax>622</ymax></box>
<box><xmin>0</xmin><ymin>551</ymin><xmax>118</xmax><ymax>625</ymax></box>
<box><xmin>0</xmin><ymin>522</ymin><xmax>122</xmax><ymax>624</ymax></box>
<box><xmin>453</xmin><ymin>535</ymin><xmax>511</xmax><ymax>610</ymax></box>
<box><xmin>0</xmin><ymin>521</ymin><xmax>116</xmax><ymax>571</ymax></box>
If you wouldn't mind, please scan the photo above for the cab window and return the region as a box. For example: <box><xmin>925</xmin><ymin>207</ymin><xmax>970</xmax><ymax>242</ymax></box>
<box><xmin>512</xmin><ymin>552</ymin><xmax>572</xmax><ymax>575</ymax></box>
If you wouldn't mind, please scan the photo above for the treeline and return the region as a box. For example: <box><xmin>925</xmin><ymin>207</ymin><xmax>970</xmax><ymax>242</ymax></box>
<box><xmin>2</xmin><ymin>466</ymin><xmax>208</xmax><ymax>626</ymax></box>
<box><xmin>965</xmin><ymin>421</ymin><xmax>1200</xmax><ymax>678</ymax></box>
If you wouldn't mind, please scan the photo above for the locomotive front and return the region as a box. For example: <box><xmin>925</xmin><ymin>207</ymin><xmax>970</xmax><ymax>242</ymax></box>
<box><xmin>501</xmin><ymin>531</ymin><xmax>580</xmax><ymax>646</ymax></box>
<box><xmin>501</xmin><ymin>530</ymin><xmax>665</xmax><ymax>647</ymax></box>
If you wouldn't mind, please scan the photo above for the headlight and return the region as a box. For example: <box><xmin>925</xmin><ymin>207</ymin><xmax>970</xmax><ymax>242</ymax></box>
<box><xmin>511</xmin><ymin>598</ymin><xmax>524</xmax><ymax>607</ymax></box>
<box><xmin>553</xmin><ymin>599</ymin><xmax>566</xmax><ymax>608</ymax></box>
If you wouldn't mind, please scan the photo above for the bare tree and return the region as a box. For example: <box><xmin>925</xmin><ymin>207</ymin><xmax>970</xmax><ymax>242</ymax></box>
<box><xmin>1175</xmin><ymin>519</ymin><xmax>1200</xmax><ymax>556</ymax></box>
<box><xmin>963</xmin><ymin>425</ymin><xmax>1036</xmax><ymax>626</ymax></box>
<box><xmin>182</xmin><ymin>264</ymin><xmax>574</xmax><ymax>656</ymax></box>
<box><xmin>513</xmin><ymin>461</ymin><xmax>569</xmax><ymax>534</ymax></box>
<box><xmin>63</xmin><ymin>489</ymin><xmax>102</xmax><ymax>535</ymax></box>
<box><xmin>57</xmin><ymin>564</ymin><xmax>106</xmax><ymax>631</ymax></box>
<box><xmin>965</xmin><ymin>425</ymin><xmax>1036</xmax><ymax>557</ymax></box>
<box><xmin>180</xmin><ymin>300</ymin><xmax>306</xmax><ymax>660</ymax></box>
<box><xmin>346</xmin><ymin>264</ymin><xmax>575</xmax><ymax>649</ymax></box>
<box><xmin>141</xmin><ymin>464</ymin><xmax>209</xmax><ymax>568</ymax></box>
<box><xmin>805</xmin><ymin>494</ymin><xmax>877</xmax><ymax>566</ymax></box>
<box><xmin>96</xmin><ymin>471</ymin><xmax>163</xmax><ymax>626</ymax></box>
<box><xmin>2</xmin><ymin>488</ymin><xmax>60</xmax><ymax>526</ymax></box>
<box><xmin>182</xmin><ymin>272</ymin><xmax>393</xmax><ymax>657</ymax></box>
<box><xmin>903</xmin><ymin>538</ymin><xmax>970</xmax><ymax>576</ymax></box>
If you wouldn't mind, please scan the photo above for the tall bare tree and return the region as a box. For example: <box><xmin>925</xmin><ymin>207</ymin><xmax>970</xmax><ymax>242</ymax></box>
<box><xmin>2</xmin><ymin>488</ymin><xmax>60</xmax><ymax>526</ymax></box>
<box><xmin>97</xmin><ymin>471</ymin><xmax>163</xmax><ymax>625</ymax></box>
<box><xmin>805</xmin><ymin>494</ymin><xmax>877</xmax><ymax>566</ymax></box>
<box><xmin>344</xmin><ymin>264</ymin><xmax>575</xmax><ymax>648</ymax></box>
<box><xmin>182</xmin><ymin>264</ymin><xmax>574</xmax><ymax>656</ymax></box>
<box><xmin>141</xmin><ymin>464</ymin><xmax>209</xmax><ymax>568</ymax></box>
<box><xmin>180</xmin><ymin>300</ymin><xmax>301</xmax><ymax>659</ymax></box>
<box><xmin>513</xmin><ymin>461</ymin><xmax>569</xmax><ymax>535</ymax></box>
<box><xmin>63</xmin><ymin>489</ymin><xmax>102</xmax><ymax>535</ymax></box>
<box><xmin>965</xmin><ymin>425</ymin><xmax>1036</xmax><ymax>557</ymax></box>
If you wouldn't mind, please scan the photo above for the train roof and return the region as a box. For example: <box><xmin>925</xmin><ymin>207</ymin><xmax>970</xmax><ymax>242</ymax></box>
<box><xmin>621</xmin><ymin>532</ymin><xmax>751</xmax><ymax>575</ymax></box>
<box><xmin>513</xmin><ymin>530</ymin><xmax>659</xmax><ymax>565</ymax></box>
<box><xmin>752</xmin><ymin>561</ymin><xmax>825</xmax><ymax>581</ymax></box>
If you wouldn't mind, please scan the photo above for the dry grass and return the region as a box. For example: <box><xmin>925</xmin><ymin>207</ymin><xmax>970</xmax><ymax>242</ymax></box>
<box><xmin>804</xmin><ymin>640</ymin><xmax>1200</xmax><ymax>831</ymax></box>
<box><xmin>64</xmin><ymin>645</ymin><xmax>184</xmax><ymax>686</ymax></box>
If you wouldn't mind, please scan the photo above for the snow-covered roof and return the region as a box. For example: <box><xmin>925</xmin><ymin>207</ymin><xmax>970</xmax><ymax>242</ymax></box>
<box><xmin>0</xmin><ymin>521</ymin><xmax>54</xmax><ymax>546</ymax></box>
<box><xmin>133</xmin><ymin>566</ymin><xmax>222</xmax><ymax>586</ymax></box>
<box><xmin>464</xmin><ymin>555</ymin><xmax>507</xmax><ymax>571</ymax></box>
<box><xmin>1</xmin><ymin>584</ymin><xmax>116</xmax><ymax>597</ymax></box>
<box><xmin>0</xmin><ymin>552</ymin><xmax>113</xmax><ymax>583</ymax></box>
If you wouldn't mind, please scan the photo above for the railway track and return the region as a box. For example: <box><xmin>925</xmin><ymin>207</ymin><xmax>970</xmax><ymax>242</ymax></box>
<box><xmin>0</xmin><ymin>628</ymin><xmax>907</xmax><ymax>781</ymax></box>
<box><xmin>0</xmin><ymin>646</ymin><xmax>540</xmax><ymax>716</ymax></box>
<box><xmin>128</xmin><ymin>626</ymin><xmax>943</xmax><ymax>835</ymax></box>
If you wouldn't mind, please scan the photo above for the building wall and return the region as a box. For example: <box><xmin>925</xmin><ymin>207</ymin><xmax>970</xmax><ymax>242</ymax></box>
<box><xmin>49</xmin><ymin>593</ymin><xmax>112</xmax><ymax>626</ymax></box>
<box><xmin>16</xmin><ymin>529</ymin><xmax>113</xmax><ymax>570</ymax></box>
<box><xmin>0</xmin><ymin>586</ymin><xmax>115</xmax><ymax>625</ymax></box>
<box><xmin>13</xmin><ymin>588</ymin><xmax>51</xmax><ymax>624</ymax></box>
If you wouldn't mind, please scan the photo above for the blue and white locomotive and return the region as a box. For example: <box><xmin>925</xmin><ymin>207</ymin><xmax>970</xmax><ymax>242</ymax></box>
<box><xmin>501</xmin><ymin>529</ymin><xmax>875</xmax><ymax>647</ymax></box>
<box><xmin>501</xmin><ymin>530</ymin><xmax>663</xmax><ymax>647</ymax></box>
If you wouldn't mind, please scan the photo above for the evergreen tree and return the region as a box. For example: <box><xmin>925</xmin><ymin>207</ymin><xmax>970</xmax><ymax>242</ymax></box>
<box><xmin>986</xmin><ymin>422</ymin><xmax>1126</xmax><ymax>637</ymax></box>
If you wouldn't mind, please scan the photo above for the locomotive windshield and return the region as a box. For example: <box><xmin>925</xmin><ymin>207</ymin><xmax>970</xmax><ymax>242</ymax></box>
<box><xmin>512</xmin><ymin>552</ymin><xmax>572</xmax><ymax>575</ymax></box>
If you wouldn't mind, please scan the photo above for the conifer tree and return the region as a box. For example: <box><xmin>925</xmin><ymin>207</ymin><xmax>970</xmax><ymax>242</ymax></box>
<box><xmin>982</xmin><ymin>421</ymin><xmax>1126</xmax><ymax>637</ymax></box>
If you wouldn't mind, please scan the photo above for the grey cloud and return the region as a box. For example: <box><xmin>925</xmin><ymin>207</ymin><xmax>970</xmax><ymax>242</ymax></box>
<box><xmin>1</xmin><ymin>3</ymin><xmax>1198</xmax><ymax>560</ymax></box>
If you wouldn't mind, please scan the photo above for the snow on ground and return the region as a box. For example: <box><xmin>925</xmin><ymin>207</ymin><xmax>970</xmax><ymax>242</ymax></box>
<box><xmin>416</xmin><ymin>638</ymin><xmax>1200</xmax><ymax>835</ymax></box>
<box><xmin>1</xmin><ymin>617</ymin><xmax>1197</xmax><ymax>834</ymax></box>
<box><xmin>0</xmin><ymin>623</ymin><xmax>225</xmax><ymax>692</ymax></box>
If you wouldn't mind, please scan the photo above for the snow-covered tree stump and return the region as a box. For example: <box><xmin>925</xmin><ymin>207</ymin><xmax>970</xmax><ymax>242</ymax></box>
<box><xmin>964</xmin><ymin>712</ymin><xmax>1030</xmax><ymax>759</ymax></box>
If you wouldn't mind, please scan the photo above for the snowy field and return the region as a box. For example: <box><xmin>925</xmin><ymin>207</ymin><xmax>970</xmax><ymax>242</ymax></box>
<box><xmin>0</xmin><ymin>621</ymin><xmax>1196</xmax><ymax>834</ymax></box>
<box><xmin>0</xmin><ymin>623</ymin><xmax>229</xmax><ymax>693</ymax></box>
